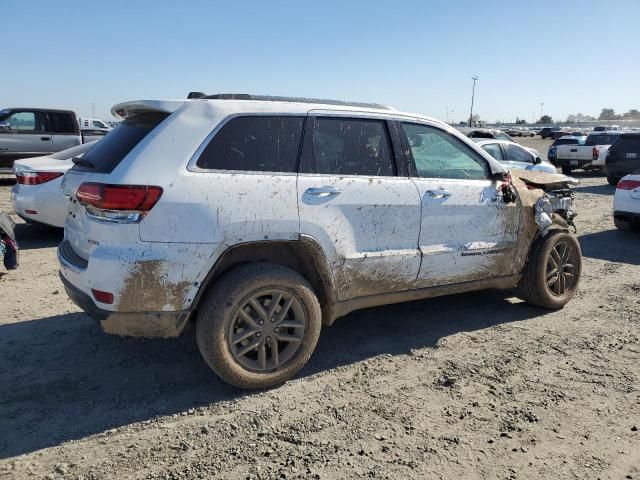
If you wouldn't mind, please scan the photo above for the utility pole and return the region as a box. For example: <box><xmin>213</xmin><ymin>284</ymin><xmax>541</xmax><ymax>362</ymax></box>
<box><xmin>469</xmin><ymin>75</ymin><xmax>478</xmax><ymax>127</ymax></box>
<box><xmin>540</xmin><ymin>102</ymin><xmax>544</xmax><ymax>121</ymax></box>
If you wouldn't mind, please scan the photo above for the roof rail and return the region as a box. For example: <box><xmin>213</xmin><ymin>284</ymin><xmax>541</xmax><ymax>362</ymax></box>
<box><xmin>189</xmin><ymin>92</ymin><xmax>393</xmax><ymax>110</ymax></box>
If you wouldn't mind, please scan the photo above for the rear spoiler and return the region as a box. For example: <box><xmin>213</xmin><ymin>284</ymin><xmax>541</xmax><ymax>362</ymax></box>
<box><xmin>110</xmin><ymin>100</ymin><xmax>186</xmax><ymax>120</ymax></box>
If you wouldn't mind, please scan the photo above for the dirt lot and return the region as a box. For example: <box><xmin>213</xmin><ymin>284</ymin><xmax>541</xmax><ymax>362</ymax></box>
<box><xmin>0</xmin><ymin>137</ymin><xmax>638</xmax><ymax>479</ymax></box>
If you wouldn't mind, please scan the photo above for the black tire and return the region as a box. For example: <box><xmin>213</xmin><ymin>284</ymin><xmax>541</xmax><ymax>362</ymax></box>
<box><xmin>614</xmin><ymin>217</ymin><xmax>632</xmax><ymax>231</ymax></box>
<box><xmin>561</xmin><ymin>167</ymin><xmax>572</xmax><ymax>174</ymax></box>
<box><xmin>607</xmin><ymin>175</ymin><xmax>620</xmax><ymax>186</ymax></box>
<box><xmin>517</xmin><ymin>230</ymin><xmax>582</xmax><ymax>309</ymax></box>
<box><xmin>196</xmin><ymin>263</ymin><xmax>321</xmax><ymax>389</ymax></box>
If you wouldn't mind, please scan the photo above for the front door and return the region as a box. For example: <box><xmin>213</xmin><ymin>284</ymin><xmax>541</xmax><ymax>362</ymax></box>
<box><xmin>297</xmin><ymin>114</ymin><xmax>422</xmax><ymax>300</ymax></box>
<box><xmin>0</xmin><ymin>110</ymin><xmax>52</xmax><ymax>158</ymax></box>
<box><xmin>398</xmin><ymin>121</ymin><xmax>519</xmax><ymax>288</ymax></box>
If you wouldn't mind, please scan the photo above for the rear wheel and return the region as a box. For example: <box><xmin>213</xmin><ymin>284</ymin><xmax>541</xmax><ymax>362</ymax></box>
<box><xmin>607</xmin><ymin>175</ymin><xmax>620</xmax><ymax>186</ymax></box>
<box><xmin>196</xmin><ymin>263</ymin><xmax>322</xmax><ymax>389</ymax></box>
<box><xmin>517</xmin><ymin>231</ymin><xmax>582</xmax><ymax>309</ymax></box>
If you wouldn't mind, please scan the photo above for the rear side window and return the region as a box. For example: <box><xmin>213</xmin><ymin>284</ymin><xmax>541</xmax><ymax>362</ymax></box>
<box><xmin>503</xmin><ymin>144</ymin><xmax>533</xmax><ymax>162</ymax></box>
<box><xmin>49</xmin><ymin>112</ymin><xmax>77</xmax><ymax>134</ymax></box>
<box><xmin>196</xmin><ymin>116</ymin><xmax>304</xmax><ymax>172</ymax></box>
<box><xmin>300</xmin><ymin>117</ymin><xmax>395</xmax><ymax>176</ymax></box>
<box><xmin>73</xmin><ymin>112</ymin><xmax>169</xmax><ymax>173</ymax></box>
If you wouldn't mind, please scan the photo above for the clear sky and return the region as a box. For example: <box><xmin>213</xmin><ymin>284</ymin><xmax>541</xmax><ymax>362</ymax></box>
<box><xmin>2</xmin><ymin>0</ymin><xmax>639</xmax><ymax>123</ymax></box>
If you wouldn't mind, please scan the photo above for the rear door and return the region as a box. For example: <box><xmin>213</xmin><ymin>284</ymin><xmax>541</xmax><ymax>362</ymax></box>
<box><xmin>398</xmin><ymin>121</ymin><xmax>519</xmax><ymax>288</ymax></box>
<box><xmin>49</xmin><ymin>112</ymin><xmax>81</xmax><ymax>151</ymax></box>
<box><xmin>297</xmin><ymin>113</ymin><xmax>421</xmax><ymax>300</ymax></box>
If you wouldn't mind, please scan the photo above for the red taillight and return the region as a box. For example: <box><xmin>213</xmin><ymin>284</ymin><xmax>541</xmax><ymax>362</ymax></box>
<box><xmin>77</xmin><ymin>183</ymin><xmax>163</xmax><ymax>211</ymax></box>
<box><xmin>91</xmin><ymin>288</ymin><xmax>114</xmax><ymax>304</ymax></box>
<box><xmin>617</xmin><ymin>179</ymin><xmax>640</xmax><ymax>190</ymax></box>
<box><xmin>16</xmin><ymin>171</ymin><xmax>63</xmax><ymax>185</ymax></box>
<box><xmin>592</xmin><ymin>147</ymin><xmax>599</xmax><ymax>160</ymax></box>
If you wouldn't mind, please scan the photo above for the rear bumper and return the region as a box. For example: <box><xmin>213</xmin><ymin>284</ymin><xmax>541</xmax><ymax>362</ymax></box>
<box><xmin>614</xmin><ymin>210</ymin><xmax>640</xmax><ymax>229</ymax></box>
<box><xmin>12</xmin><ymin>183</ymin><xmax>67</xmax><ymax>228</ymax></box>
<box><xmin>58</xmin><ymin>241</ymin><xmax>195</xmax><ymax>338</ymax></box>
<box><xmin>555</xmin><ymin>158</ymin><xmax>597</xmax><ymax>169</ymax></box>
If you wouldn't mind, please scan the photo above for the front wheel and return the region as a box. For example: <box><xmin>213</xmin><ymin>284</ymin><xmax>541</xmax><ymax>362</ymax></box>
<box><xmin>517</xmin><ymin>231</ymin><xmax>582</xmax><ymax>309</ymax></box>
<box><xmin>196</xmin><ymin>263</ymin><xmax>322</xmax><ymax>389</ymax></box>
<box><xmin>607</xmin><ymin>175</ymin><xmax>620</xmax><ymax>186</ymax></box>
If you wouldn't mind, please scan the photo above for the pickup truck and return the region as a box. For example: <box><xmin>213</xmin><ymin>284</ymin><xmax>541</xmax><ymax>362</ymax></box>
<box><xmin>554</xmin><ymin>131</ymin><xmax>620</xmax><ymax>174</ymax></box>
<box><xmin>0</xmin><ymin>108</ymin><xmax>108</xmax><ymax>173</ymax></box>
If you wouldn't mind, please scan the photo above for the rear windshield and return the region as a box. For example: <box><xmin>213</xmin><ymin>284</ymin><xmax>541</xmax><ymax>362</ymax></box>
<box><xmin>585</xmin><ymin>133</ymin><xmax>618</xmax><ymax>146</ymax></box>
<box><xmin>614</xmin><ymin>135</ymin><xmax>640</xmax><ymax>151</ymax></box>
<box><xmin>553</xmin><ymin>138</ymin><xmax>584</xmax><ymax>146</ymax></box>
<box><xmin>72</xmin><ymin>112</ymin><xmax>169</xmax><ymax>173</ymax></box>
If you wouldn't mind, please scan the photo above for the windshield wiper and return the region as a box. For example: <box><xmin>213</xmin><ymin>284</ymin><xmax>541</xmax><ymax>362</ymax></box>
<box><xmin>72</xmin><ymin>156</ymin><xmax>94</xmax><ymax>168</ymax></box>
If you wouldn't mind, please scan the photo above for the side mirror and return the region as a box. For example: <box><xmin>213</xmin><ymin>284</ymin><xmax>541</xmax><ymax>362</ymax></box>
<box><xmin>534</xmin><ymin>156</ymin><xmax>542</xmax><ymax>165</ymax></box>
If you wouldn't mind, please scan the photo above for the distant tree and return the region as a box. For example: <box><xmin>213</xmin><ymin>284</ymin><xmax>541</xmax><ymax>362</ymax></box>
<box><xmin>536</xmin><ymin>115</ymin><xmax>553</xmax><ymax>124</ymax></box>
<box><xmin>599</xmin><ymin>108</ymin><xmax>620</xmax><ymax>120</ymax></box>
<box><xmin>515</xmin><ymin>118</ymin><xmax>526</xmax><ymax>125</ymax></box>
<box><xmin>622</xmin><ymin>109</ymin><xmax>640</xmax><ymax>120</ymax></box>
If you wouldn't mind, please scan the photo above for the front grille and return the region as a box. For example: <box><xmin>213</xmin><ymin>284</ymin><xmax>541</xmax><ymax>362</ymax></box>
<box><xmin>58</xmin><ymin>240</ymin><xmax>88</xmax><ymax>270</ymax></box>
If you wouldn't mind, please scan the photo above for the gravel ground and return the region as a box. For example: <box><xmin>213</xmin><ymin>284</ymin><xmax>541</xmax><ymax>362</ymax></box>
<box><xmin>0</xmin><ymin>137</ymin><xmax>638</xmax><ymax>479</ymax></box>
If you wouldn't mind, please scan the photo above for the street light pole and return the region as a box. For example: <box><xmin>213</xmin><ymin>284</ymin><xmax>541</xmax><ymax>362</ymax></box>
<box><xmin>469</xmin><ymin>75</ymin><xmax>478</xmax><ymax>127</ymax></box>
<box><xmin>540</xmin><ymin>102</ymin><xmax>544</xmax><ymax>121</ymax></box>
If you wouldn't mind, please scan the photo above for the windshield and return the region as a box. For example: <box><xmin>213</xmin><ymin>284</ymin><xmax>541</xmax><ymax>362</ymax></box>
<box><xmin>50</xmin><ymin>141</ymin><xmax>97</xmax><ymax>160</ymax></box>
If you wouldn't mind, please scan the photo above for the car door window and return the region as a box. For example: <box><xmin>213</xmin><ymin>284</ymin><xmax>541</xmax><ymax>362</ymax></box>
<box><xmin>401</xmin><ymin>123</ymin><xmax>488</xmax><ymax>180</ymax></box>
<box><xmin>503</xmin><ymin>143</ymin><xmax>533</xmax><ymax>162</ymax></box>
<box><xmin>49</xmin><ymin>112</ymin><xmax>77</xmax><ymax>134</ymax></box>
<box><xmin>300</xmin><ymin>117</ymin><xmax>395</xmax><ymax>176</ymax></box>
<box><xmin>196</xmin><ymin>115</ymin><xmax>304</xmax><ymax>172</ymax></box>
<box><xmin>3</xmin><ymin>111</ymin><xmax>47</xmax><ymax>132</ymax></box>
<box><xmin>481</xmin><ymin>143</ymin><xmax>504</xmax><ymax>161</ymax></box>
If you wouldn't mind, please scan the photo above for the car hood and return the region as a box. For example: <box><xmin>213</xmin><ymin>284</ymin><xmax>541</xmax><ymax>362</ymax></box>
<box><xmin>12</xmin><ymin>155</ymin><xmax>73</xmax><ymax>173</ymax></box>
<box><xmin>511</xmin><ymin>169</ymin><xmax>579</xmax><ymax>189</ymax></box>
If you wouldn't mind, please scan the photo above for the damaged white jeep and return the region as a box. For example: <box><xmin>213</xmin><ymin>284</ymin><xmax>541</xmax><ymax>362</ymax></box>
<box><xmin>58</xmin><ymin>94</ymin><xmax>581</xmax><ymax>389</ymax></box>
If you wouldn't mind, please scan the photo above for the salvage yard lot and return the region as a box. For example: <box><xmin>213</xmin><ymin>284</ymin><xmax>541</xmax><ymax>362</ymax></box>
<box><xmin>0</xmin><ymin>137</ymin><xmax>638</xmax><ymax>479</ymax></box>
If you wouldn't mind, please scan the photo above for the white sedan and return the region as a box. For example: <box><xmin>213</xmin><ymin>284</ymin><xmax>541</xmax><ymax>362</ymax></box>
<box><xmin>472</xmin><ymin>139</ymin><xmax>557</xmax><ymax>174</ymax></box>
<box><xmin>613</xmin><ymin>173</ymin><xmax>640</xmax><ymax>231</ymax></box>
<box><xmin>12</xmin><ymin>142</ymin><xmax>96</xmax><ymax>228</ymax></box>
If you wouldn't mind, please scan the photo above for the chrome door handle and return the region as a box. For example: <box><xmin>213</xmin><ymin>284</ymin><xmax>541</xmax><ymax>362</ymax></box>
<box><xmin>305</xmin><ymin>186</ymin><xmax>342</xmax><ymax>197</ymax></box>
<box><xmin>426</xmin><ymin>189</ymin><xmax>452</xmax><ymax>199</ymax></box>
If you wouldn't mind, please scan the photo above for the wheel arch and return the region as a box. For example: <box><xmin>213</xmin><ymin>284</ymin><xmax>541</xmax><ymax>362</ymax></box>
<box><xmin>191</xmin><ymin>235</ymin><xmax>337</xmax><ymax>323</ymax></box>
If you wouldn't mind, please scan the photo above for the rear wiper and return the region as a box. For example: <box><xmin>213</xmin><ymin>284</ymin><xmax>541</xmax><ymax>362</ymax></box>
<box><xmin>72</xmin><ymin>156</ymin><xmax>94</xmax><ymax>168</ymax></box>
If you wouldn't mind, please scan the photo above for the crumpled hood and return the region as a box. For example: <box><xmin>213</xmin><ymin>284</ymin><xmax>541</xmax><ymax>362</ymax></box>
<box><xmin>511</xmin><ymin>169</ymin><xmax>579</xmax><ymax>189</ymax></box>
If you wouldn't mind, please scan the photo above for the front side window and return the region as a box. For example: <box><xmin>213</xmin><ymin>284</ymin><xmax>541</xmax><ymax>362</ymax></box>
<box><xmin>401</xmin><ymin>123</ymin><xmax>488</xmax><ymax>180</ymax></box>
<box><xmin>300</xmin><ymin>117</ymin><xmax>395</xmax><ymax>176</ymax></box>
<box><xmin>503</xmin><ymin>143</ymin><xmax>533</xmax><ymax>162</ymax></box>
<box><xmin>196</xmin><ymin>116</ymin><xmax>304</xmax><ymax>172</ymax></box>
<box><xmin>481</xmin><ymin>143</ymin><xmax>504</xmax><ymax>161</ymax></box>
<box><xmin>1</xmin><ymin>111</ymin><xmax>47</xmax><ymax>132</ymax></box>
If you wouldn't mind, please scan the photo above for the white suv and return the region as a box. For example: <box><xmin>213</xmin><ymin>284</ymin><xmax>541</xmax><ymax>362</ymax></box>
<box><xmin>58</xmin><ymin>94</ymin><xmax>581</xmax><ymax>389</ymax></box>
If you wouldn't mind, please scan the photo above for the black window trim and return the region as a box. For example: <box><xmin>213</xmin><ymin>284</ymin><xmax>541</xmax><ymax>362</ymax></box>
<box><xmin>187</xmin><ymin>112</ymin><xmax>306</xmax><ymax>176</ymax></box>
<box><xmin>299</xmin><ymin>114</ymin><xmax>400</xmax><ymax>178</ymax></box>
<box><xmin>396</xmin><ymin>120</ymin><xmax>493</xmax><ymax>181</ymax></box>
